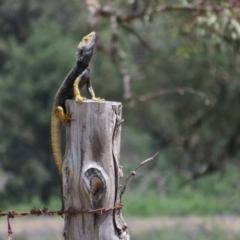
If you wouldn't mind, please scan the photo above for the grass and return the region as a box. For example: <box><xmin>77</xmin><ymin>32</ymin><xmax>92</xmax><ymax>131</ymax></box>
<box><xmin>2</xmin><ymin>189</ymin><xmax>238</xmax><ymax>217</ymax></box>
<box><xmin>2</xmin><ymin>192</ymin><xmax>233</xmax><ymax>217</ymax></box>
<box><xmin>2</xmin><ymin>165</ymin><xmax>240</xmax><ymax>217</ymax></box>
<box><xmin>122</xmin><ymin>191</ymin><xmax>232</xmax><ymax>216</ymax></box>
<box><xmin>122</xmin><ymin>165</ymin><xmax>240</xmax><ymax>216</ymax></box>
<box><xmin>131</xmin><ymin>226</ymin><xmax>240</xmax><ymax>240</ymax></box>
<box><xmin>2</xmin><ymin>197</ymin><xmax>61</xmax><ymax>212</ymax></box>
<box><xmin>1</xmin><ymin>224</ymin><xmax>240</xmax><ymax>240</ymax></box>
<box><xmin>2</xmin><ymin>191</ymin><xmax>239</xmax><ymax>218</ymax></box>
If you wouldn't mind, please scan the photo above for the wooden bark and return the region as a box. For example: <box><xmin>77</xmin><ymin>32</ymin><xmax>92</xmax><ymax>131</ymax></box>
<box><xmin>62</xmin><ymin>100</ymin><xmax>129</xmax><ymax>240</ymax></box>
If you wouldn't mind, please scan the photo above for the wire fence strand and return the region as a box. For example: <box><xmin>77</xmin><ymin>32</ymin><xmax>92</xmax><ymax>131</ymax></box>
<box><xmin>0</xmin><ymin>202</ymin><xmax>124</xmax><ymax>239</ymax></box>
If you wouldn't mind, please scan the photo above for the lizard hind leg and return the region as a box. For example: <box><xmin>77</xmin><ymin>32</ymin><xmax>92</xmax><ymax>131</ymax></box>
<box><xmin>55</xmin><ymin>106</ymin><xmax>72</xmax><ymax>124</ymax></box>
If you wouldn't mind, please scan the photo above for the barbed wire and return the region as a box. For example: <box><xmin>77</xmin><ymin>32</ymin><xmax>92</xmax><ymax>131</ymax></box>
<box><xmin>0</xmin><ymin>202</ymin><xmax>123</xmax><ymax>239</ymax></box>
<box><xmin>1</xmin><ymin>152</ymin><xmax>157</xmax><ymax>239</ymax></box>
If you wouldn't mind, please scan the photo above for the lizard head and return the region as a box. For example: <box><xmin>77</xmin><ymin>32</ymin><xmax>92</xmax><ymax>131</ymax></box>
<box><xmin>76</xmin><ymin>32</ymin><xmax>96</xmax><ymax>66</ymax></box>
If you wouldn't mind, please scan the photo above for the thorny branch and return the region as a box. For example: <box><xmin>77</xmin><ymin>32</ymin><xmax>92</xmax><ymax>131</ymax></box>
<box><xmin>120</xmin><ymin>152</ymin><xmax>159</xmax><ymax>199</ymax></box>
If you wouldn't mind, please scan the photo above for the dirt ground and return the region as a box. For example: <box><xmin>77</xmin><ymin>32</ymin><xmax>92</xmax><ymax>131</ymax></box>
<box><xmin>0</xmin><ymin>215</ymin><xmax>240</xmax><ymax>239</ymax></box>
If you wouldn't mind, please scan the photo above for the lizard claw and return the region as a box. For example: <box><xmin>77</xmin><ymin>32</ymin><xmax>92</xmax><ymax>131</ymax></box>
<box><xmin>62</xmin><ymin>113</ymin><xmax>73</xmax><ymax>124</ymax></box>
<box><xmin>55</xmin><ymin>107</ymin><xmax>73</xmax><ymax>124</ymax></box>
<box><xmin>75</xmin><ymin>95</ymin><xmax>86</xmax><ymax>102</ymax></box>
<box><xmin>92</xmin><ymin>97</ymin><xmax>105</xmax><ymax>102</ymax></box>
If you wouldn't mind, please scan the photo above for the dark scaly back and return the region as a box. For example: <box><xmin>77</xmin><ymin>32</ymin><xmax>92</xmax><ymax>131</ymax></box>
<box><xmin>53</xmin><ymin>32</ymin><xmax>96</xmax><ymax>112</ymax></box>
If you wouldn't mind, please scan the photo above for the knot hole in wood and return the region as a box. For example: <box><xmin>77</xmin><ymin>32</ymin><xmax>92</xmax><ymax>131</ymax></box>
<box><xmin>83</xmin><ymin>168</ymin><xmax>106</xmax><ymax>209</ymax></box>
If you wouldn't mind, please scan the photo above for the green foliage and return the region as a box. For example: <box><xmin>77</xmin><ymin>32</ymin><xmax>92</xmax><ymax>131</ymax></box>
<box><xmin>194</xmin><ymin>11</ymin><xmax>240</xmax><ymax>52</ymax></box>
<box><xmin>122</xmin><ymin>165</ymin><xmax>240</xmax><ymax>216</ymax></box>
<box><xmin>0</xmin><ymin>18</ymin><xmax>80</xmax><ymax>203</ymax></box>
<box><xmin>0</xmin><ymin>0</ymin><xmax>240</xmax><ymax>209</ymax></box>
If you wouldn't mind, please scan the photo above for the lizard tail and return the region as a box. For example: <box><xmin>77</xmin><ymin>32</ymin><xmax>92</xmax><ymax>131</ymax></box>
<box><xmin>51</xmin><ymin>112</ymin><xmax>62</xmax><ymax>176</ymax></box>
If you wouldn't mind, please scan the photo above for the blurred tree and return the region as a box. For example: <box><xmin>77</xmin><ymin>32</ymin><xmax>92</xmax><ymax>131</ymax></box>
<box><xmin>83</xmin><ymin>0</ymin><xmax>240</xmax><ymax>182</ymax></box>
<box><xmin>0</xmin><ymin>0</ymin><xmax>240</xmax><ymax>203</ymax></box>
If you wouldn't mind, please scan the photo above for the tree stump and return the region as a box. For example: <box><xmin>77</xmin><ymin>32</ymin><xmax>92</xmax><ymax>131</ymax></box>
<box><xmin>62</xmin><ymin>100</ymin><xmax>129</xmax><ymax>240</ymax></box>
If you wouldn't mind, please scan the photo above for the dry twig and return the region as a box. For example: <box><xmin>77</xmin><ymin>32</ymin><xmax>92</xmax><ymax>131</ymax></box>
<box><xmin>120</xmin><ymin>152</ymin><xmax>159</xmax><ymax>199</ymax></box>
<box><xmin>136</xmin><ymin>87</ymin><xmax>210</xmax><ymax>105</ymax></box>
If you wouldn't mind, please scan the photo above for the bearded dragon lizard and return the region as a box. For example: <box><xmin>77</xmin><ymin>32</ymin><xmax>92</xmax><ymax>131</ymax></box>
<box><xmin>51</xmin><ymin>32</ymin><xmax>103</xmax><ymax>179</ymax></box>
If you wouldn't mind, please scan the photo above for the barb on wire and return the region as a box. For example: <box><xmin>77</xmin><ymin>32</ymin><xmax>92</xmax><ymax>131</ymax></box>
<box><xmin>0</xmin><ymin>203</ymin><xmax>123</xmax><ymax>239</ymax></box>
<box><xmin>0</xmin><ymin>203</ymin><xmax>123</xmax><ymax>218</ymax></box>
<box><xmin>120</xmin><ymin>152</ymin><xmax>158</xmax><ymax>199</ymax></box>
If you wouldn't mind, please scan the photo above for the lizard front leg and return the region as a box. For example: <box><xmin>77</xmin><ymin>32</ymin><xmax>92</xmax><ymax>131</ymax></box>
<box><xmin>87</xmin><ymin>81</ymin><xmax>104</xmax><ymax>102</ymax></box>
<box><xmin>74</xmin><ymin>68</ymin><xmax>104</xmax><ymax>102</ymax></box>
<box><xmin>74</xmin><ymin>75</ymin><xmax>86</xmax><ymax>102</ymax></box>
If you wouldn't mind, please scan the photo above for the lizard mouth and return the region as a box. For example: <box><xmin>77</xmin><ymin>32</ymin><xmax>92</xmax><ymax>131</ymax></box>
<box><xmin>78</xmin><ymin>32</ymin><xmax>96</xmax><ymax>50</ymax></box>
<box><xmin>86</xmin><ymin>32</ymin><xmax>96</xmax><ymax>48</ymax></box>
